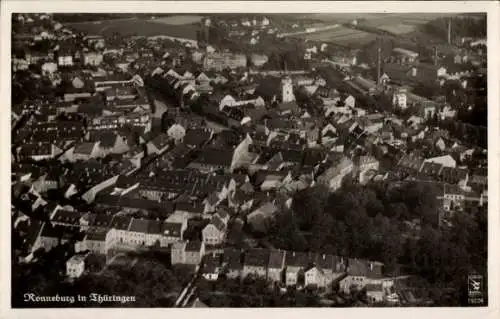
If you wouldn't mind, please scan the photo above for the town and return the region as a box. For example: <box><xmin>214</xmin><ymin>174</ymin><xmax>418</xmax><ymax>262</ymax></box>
<box><xmin>11</xmin><ymin>13</ymin><xmax>487</xmax><ymax>308</ymax></box>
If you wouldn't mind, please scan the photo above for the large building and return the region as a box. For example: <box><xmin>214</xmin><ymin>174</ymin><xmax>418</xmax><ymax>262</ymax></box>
<box><xmin>203</xmin><ymin>53</ymin><xmax>247</xmax><ymax>71</ymax></box>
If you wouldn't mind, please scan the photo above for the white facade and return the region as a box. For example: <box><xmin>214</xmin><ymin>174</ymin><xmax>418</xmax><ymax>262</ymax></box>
<box><xmin>281</xmin><ymin>76</ymin><xmax>295</xmax><ymax>103</ymax></box>
<box><xmin>66</xmin><ymin>256</ymin><xmax>86</xmax><ymax>278</ymax></box>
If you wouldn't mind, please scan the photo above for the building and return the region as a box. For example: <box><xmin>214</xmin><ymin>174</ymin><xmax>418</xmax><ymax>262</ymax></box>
<box><xmin>83</xmin><ymin>52</ymin><xmax>103</xmax><ymax>66</ymax></box>
<box><xmin>222</xmin><ymin>248</ymin><xmax>243</xmax><ymax>279</ymax></box>
<box><xmin>281</xmin><ymin>76</ymin><xmax>295</xmax><ymax>103</ymax></box>
<box><xmin>340</xmin><ymin>259</ymin><xmax>384</xmax><ymax>294</ymax></box>
<box><xmin>317</xmin><ymin>156</ymin><xmax>354</xmax><ymax>192</ymax></box>
<box><xmin>304</xmin><ymin>265</ymin><xmax>328</xmax><ymax>289</ymax></box>
<box><xmin>184</xmin><ymin>241</ymin><xmax>205</xmax><ymax>266</ymax></box>
<box><xmin>392</xmin><ymin>48</ymin><xmax>419</xmax><ymax>64</ymax></box>
<box><xmin>202</xmin><ymin>213</ymin><xmax>228</xmax><ymax>246</ymax></box>
<box><xmin>392</xmin><ymin>87</ymin><xmax>408</xmax><ymax>109</ymax></box>
<box><xmin>366</xmin><ymin>283</ymin><xmax>385</xmax><ymax>303</ymax></box>
<box><xmin>267</xmin><ymin>250</ymin><xmax>286</xmax><ymax>282</ymax></box>
<box><xmin>242</xmin><ymin>248</ymin><xmax>270</xmax><ymax>279</ymax></box>
<box><xmin>66</xmin><ymin>254</ymin><xmax>88</xmax><ymax>278</ymax></box>
<box><xmin>285</xmin><ymin>251</ymin><xmax>313</xmax><ymax>287</ymax></box>
<box><xmin>171</xmin><ymin>241</ymin><xmax>187</xmax><ymax>265</ymax></box>
<box><xmin>204</xmin><ymin>53</ymin><xmax>247</xmax><ymax>71</ymax></box>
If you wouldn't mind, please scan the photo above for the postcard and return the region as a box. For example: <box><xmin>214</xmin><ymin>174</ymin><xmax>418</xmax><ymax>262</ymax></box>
<box><xmin>1</xmin><ymin>1</ymin><xmax>499</xmax><ymax>319</ymax></box>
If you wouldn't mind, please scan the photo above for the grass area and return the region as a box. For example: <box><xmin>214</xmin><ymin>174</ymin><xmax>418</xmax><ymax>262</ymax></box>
<box><xmin>294</xmin><ymin>26</ymin><xmax>377</xmax><ymax>47</ymax></box>
<box><xmin>67</xmin><ymin>18</ymin><xmax>200</xmax><ymax>39</ymax></box>
<box><xmin>150</xmin><ymin>15</ymin><xmax>203</xmax><ymax>25</ymax></box>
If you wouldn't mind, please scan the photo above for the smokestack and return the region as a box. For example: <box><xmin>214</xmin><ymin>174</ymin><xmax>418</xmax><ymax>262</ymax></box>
<box><xmin>447</xmin><ymin>19</ymin><xmax>451</xmax><ymax>44</ymax></box>
<box><xmin>377</xmin><ymin>46</ymin><xmax>382</xmax><ymax>85</ymax></box>
<box><xmin>433</xmin><ymin>47</ymin><xmax>438</xmax><ymax>66</ymax></box>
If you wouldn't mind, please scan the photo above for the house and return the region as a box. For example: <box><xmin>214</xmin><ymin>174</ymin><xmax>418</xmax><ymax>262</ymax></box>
<box><xmin>202</xmin><ymin>254</ymin><xmax>222</xmax><ymax>281</ymax></box>
<box><xmin>89</xmin><ymin>131</ymin><xmax>130</xmax><ymax>155</ymax></box>
<box><xmin>79</xmin><ymin>229</ymin><xmax>107</xmax><ymax>255</ymax></box>
<box><xmin>424</xmin><ymin>154</ymin><xmax>456</xmax><ymax>168</ymax></box>
<box><xmin>167</xmin><ymin>124</ymin><xmax>186</xmax><ymax>144</ymax></box>
<box><xmin>304</xmin><ymin>265</ymin><xmax>328</xmax><ymax>289</ymax></box>
<box><xmin>392</xmin><ymin>48</ymin><xmax>419</xmax><ymax>64</ymax></box>
<box><xmin>146</xmin><ymin>133</ymin><xmax>171</xmax><ymax>155</ymax></box>
<box><xmin>162</xmin><ymin>212</ymin><xmax>188</xmax><ymax>245</ymax></box>
<box><xmin>71</xmin><ymin>142</ymin><xmax>103</xmax><ymax>161</ymax></box>
<box><xmin>41</xmin><ymin>62</ymin><xmax>58</xmax><ymax>75</ymax></box>
<box><xmin>317</xmin><ymin>155</ymin><xmax>354</xmax><ymax>192</ymax></box>
<box><xmin>222</xmin><ymin>248</ymin><xmax>243</xmax><ymax>279</ymax></box>
<box><xmin>242</xmin><ymin>248</ymin><xmax>270</xmax><ymax>279</ymax></box>
<box><xmin>340</xmin><ymin>259</ymin><xmax>384</xmax><ymax>294</ymax></box>
<box><xmin>83</xmin><ymin>52</ymin><xmax>103</xmax><ymax>66</ymax></box>
<box><xmin>185</xmin><ymin>241</ymin><xmax>205</xmax><ymax>266</ymax></box>
<box><xmin>267</xmin><ymin>250</ymin><xmax>286</xmax><ymax>282</ymax></box>
<box><xmin>105</xmin><ymin>215</ymin><xmax>132</xmax><ymax>250</ymax></box>
<box><xmin>366</xmin><ymin>283</ymin><xmax>385</xmax><ymax>303</ymax></box>
<box><xmin>171</xmin><ymin>241</ymin><xmax>187</xmax><ymax>265</ymax></box>
<box><xmin>284</xmin><ymin>251</ymin><xmax>314</xmax><ymax>287</ymax></box>
<box><xmin>202</xmin><ymin>213</ymin><xmax>228</xmax><ymax>246</ymax></box>
<box><xmin>125</xmin><ymin>218</ymin><xmax>163</xmax><ymax>247</ymax></box>
<box><xmin>17</xmin><ymin>142</ymin><xmax>62</xmax><ymax>162</ymax></box>
<box><xmin>188</xmin><ymin>147</ymin><xmax>235</xmax><ymax>173</ymax></box>
<box><xmin>66</xmin><ymin>254</ymin><xmax>88</xmax><ymax>278</ymax></box>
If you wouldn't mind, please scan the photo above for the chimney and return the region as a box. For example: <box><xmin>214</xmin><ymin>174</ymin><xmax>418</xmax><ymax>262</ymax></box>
<box><xmin>433</xmin><ymin>47</ymin><xmax>438</xmax><ymax>66</ymax></box>
<box><xmin>377</xmin><ymin>45</ymin><xmax>382</xmax><ymax>85</ymax></box>
<box><xmin>447</xmin><ymin>19</ymin><xmax>452</xmax><ymax>45</ymax></box>
<box><xmin>370</xmin><ymin>262</ymin><xmax>373</xmax><ymax>271</ymax></box>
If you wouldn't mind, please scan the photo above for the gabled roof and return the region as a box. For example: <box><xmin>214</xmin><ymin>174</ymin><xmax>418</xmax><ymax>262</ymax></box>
<box><xmin>109</xmin><ymin>215</ymin><xmax>132</xmax><ymax>231</ymax></box>
<box><xmin>185</xmin><ymin>240</ymin><xmax>203</xmax><ymax>252</ymax></box>
<box><xmin>209</xmin><ymin>215</ymin><xmax>226</xmax><ymax>232</ymax></box>
<box><xmin>268</xmin><ymin>250</ymin><xmax>286</xmax><ymax>269</ymax></box>
<box><xmin>244</xmin><ymin>248</ymin><xmax>270</xmax><ymax>267</ymax></box>
<box><xmin>285</xmin><ymin>251</ymin><xmax>315</xmax><ymax>268</ymax></box>
<box><xmin>74</xmin><ymin>142</ymin><xmax>97</xmax><ymax>155</ymax></box>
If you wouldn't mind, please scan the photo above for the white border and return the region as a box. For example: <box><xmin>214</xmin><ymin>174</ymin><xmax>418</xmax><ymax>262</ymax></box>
<box><xmin>1</xmin><ymin>1</ymin><xmax>499</xmax><ymax>319</ymax></box>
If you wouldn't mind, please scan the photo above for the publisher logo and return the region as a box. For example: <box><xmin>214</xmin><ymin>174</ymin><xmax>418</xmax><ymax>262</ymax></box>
<box><xmin>468</xmin><ymin>274</ymin><xmax>484</xmax><ymax>305</ymax></box>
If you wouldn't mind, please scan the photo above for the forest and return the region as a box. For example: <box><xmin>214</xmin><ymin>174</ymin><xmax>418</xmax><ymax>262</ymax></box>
<box><xmin>267</xmin><ymin>180</ymin><xmax>487</xmax><ymax>306</ymax></box>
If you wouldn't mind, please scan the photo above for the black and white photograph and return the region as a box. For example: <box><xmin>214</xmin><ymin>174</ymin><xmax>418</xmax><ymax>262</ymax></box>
<box><xmin>3</xmin><ymin>0</ymin><xmax>498</xmax><ymax>314</ymax></box>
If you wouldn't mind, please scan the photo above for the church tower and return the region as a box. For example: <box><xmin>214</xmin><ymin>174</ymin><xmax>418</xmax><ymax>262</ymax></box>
<box><xmin>281</xmin><ymin>76</ymin><xmax>295</xmax><ymax>103</ymax></box>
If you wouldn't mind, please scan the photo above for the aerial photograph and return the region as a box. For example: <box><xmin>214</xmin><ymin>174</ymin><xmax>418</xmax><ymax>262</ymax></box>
<box><xmin>11</xmin><ymin>12</ymin><xmax>487</xmax><ymax>308</ymax></box>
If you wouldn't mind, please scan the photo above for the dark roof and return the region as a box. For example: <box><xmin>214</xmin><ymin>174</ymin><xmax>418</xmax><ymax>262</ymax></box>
<box><xmin>223</xmin><ymin>248</ymin><xmax>243</xmax><ymax>270</ymax></box>
<box><xmin>110</xmin><ymin>215</ymin><xmax>132</xmax><ymax>230</ymax></box>
<box><xmin>347</xmin><ymin>258</ymin><xmax>383</xmax><ymax>278</ymax></box>
<box><xmin>89</xmin><ymin>131</ymin><xmax>118</xmax><ymax>148</ymax></box>
<box><xmin>149</xmin><ymin>133</ymin><xmax>171</xmax><ymax>151</ymax></box>
<box><xmin>440</xmin><ymin>166</ymin><xmax>468</xmax><ymax>184</ymax></box>
<box><xmin>184</xmin><ymin>129</ymin><xmax>211</xmax><ymax>148</ymax></box>
<box><xmin>19</xmin><ymin>142</ymin><xmax>53</xmax><ymax>157</ymax></box>
<box><xmin>85</xmin><ymin>229</ymin><xmax>107</xmax><ymax>241</ymax></box>
<box><xmin>244</xmin><ymin>248</ymin><xmax>270</xmax><ymax>267</ymax></box>
<box><xmin>268</xmin><ymin>250</ymin><xmax>286</xmax><ymax>269</ymax></box>
<box><xmin>193</xmin><ymin>147</ymin><xmax>234</xmax><ymax>167</ymax></box>
<box><xmin>285</xmin><ymin>251</ymin><xmax>314</xmax><ymax>268</ymax></box>
<box><xmin>209</xmin><ymin>215</ymin><xmax>226</xmax><ymax>232</ymax></box>
<box><xmin>74</xmin><ymin>142</ymin><xmax>96</xmax><ymax>155</ymax></box>
<box><xmin>185</xmin><ymin>240</ymin><xmax>203</xmax><ymax>252</ymax></box>
<box><xmin>419</xmin><ymin>162</ymin><xmax>443</xmax><ymax>177</ymax></box>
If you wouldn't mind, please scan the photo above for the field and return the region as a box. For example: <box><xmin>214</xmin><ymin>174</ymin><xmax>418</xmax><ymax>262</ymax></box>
<box><xmin>150</xmin><ymin>15</ymin><xmax>203</xmax><ymax>25</ymax></box>
<box><xmin>294</xmin><ymin>26</ymin><xmax>378</xmax><ymax>47</ymax></box>
<box><xmin>66</xmin><ymin>18</ymin><xmax>200</xmax><ymax>40</ymax></box>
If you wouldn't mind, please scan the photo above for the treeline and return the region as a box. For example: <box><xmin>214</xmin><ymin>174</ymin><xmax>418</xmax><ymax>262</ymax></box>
<box><xmin>52</xmin><ymin>14</ymin><xmax>136</xmax><ymax>24</ymax></box>
<box><xmin>267</xmin><ymin>181</ymin><xmax>487</xmax><ymax>306</ymax></box>
<box><xmin>420</xmin><ymin>16</ymin><xmax>487</xmax><ymax>41</ymax></box>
